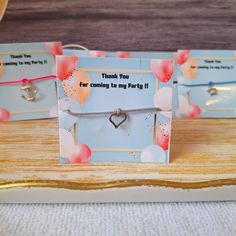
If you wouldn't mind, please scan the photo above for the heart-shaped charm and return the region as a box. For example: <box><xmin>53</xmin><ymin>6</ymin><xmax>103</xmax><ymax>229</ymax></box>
<box><xmin>109</xmin><ymin>110</ymin><xmax>127</xmax><ymax>129</ymax></box>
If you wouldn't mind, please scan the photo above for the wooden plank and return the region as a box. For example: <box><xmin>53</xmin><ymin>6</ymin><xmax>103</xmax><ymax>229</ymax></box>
<box><xmin>0</xmin><ymin>119</ymin><xmax>236</xmax><ymax>190</ymax></box>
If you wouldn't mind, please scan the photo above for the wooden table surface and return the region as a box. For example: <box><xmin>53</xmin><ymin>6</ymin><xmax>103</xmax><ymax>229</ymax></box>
<box><xmin>0</xmin><ymin>0</ymin><xmax>236</xmax><ymax>193</ymax></box>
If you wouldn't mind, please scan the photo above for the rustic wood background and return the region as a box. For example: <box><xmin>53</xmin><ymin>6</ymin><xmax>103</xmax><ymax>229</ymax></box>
<box><xmin>0</xmin><ymin>0</ymin><xmax>236</xmax><ymax>191</ymax></box>
<box><xmin>0</xmin><ymin>0</ymin><xmax>236</xmax><ymax>50</ymax></box>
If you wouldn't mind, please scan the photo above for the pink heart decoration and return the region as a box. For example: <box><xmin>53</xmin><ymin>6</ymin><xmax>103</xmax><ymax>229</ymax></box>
<box><xmin>156</xmin><ymin>122</ymin><xmax>171</xmax><ymax>151</ymax></box>
<box><xmin>151</xmin><ymin>59</ymin><xmax>174</xmax><ymax>83</ymax></box>
<box><xmin>0</xmin><ymin>108</ymin><xmax>10</xmax><ymax>122</ymax></box>
<box><xmin>69</xmin><ymin>143</ymin><xmax>92</xmax><ymax>163</ymax></box>
<box><xmin>89</xmin><ymin>51</ymin><xmax>106</xmax><ymax>57</ymax></box>
<box><xmin>117</xmin><ymin>52</ymin><xmax>131</xmax><ymax>58</ymax></box>
<box><xmin>45</xmin><ymin>42</ymin><xmax>62</xmax><ymax>58</ymax></box>
<box><xmin>185</xmin><ymin>104</ymin><xmax>201</xmax><ymax>118</ymax></box>
<box><xmin>57</xmin><ymin>56</ymin><xmax>78</xmax><ymax>81</ymax></box>
<box><xmin>175</xmin><ymin>50</ymin><xmax>191</xmax><ymax>65</ymax></box>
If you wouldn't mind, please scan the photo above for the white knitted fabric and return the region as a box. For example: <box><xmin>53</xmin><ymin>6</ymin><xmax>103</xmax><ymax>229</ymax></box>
<box><xmin>0</xmin><ymin>202</ymin><xmax>236</xmax><ymax>236</ymax></box>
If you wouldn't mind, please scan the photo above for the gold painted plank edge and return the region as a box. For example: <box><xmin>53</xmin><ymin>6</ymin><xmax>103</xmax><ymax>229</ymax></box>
<box><xmin>1</xmin><ymin>119</ymin><xmax>236</xmax><ymax>192</ymax></box>
<box><xmin>1</xmin><ymin>178</ymin><xmax>236</xmax><ymax>190</ymax></box>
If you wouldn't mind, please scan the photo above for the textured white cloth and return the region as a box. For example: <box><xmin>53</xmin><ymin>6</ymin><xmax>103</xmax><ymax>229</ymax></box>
<box><xmin>0</xmin><ymin>202</ymin><xmax>236</xmax><ymax>236</ymax></box>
